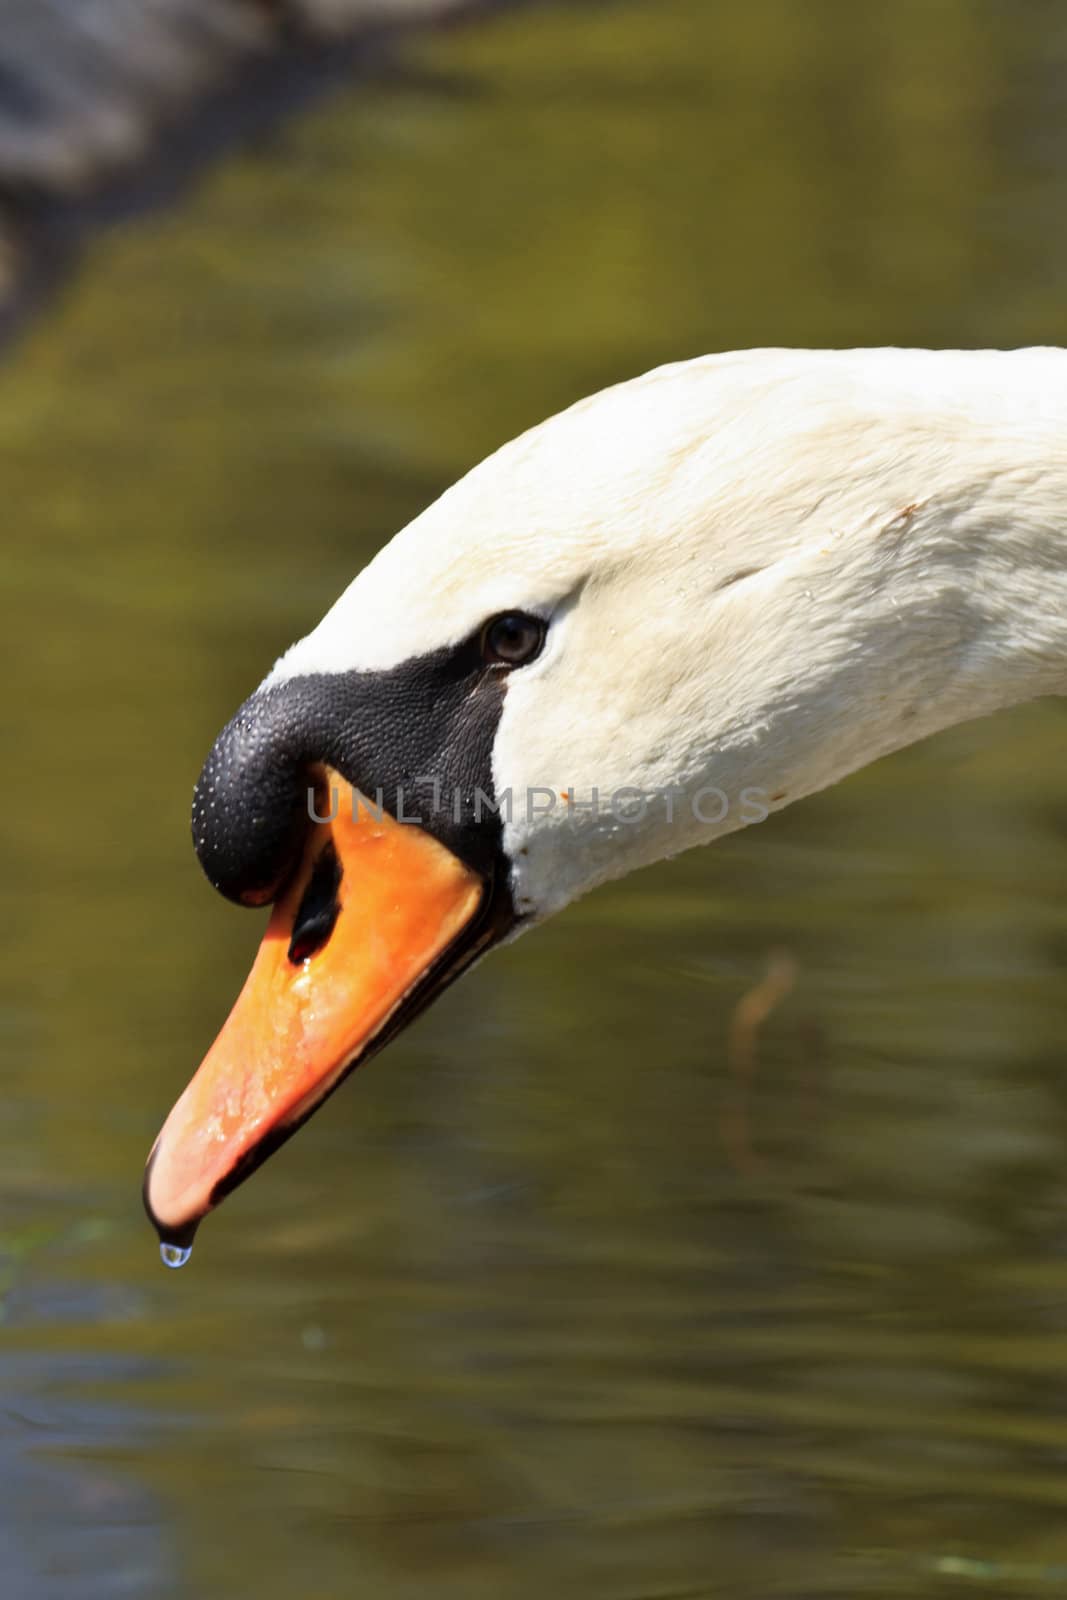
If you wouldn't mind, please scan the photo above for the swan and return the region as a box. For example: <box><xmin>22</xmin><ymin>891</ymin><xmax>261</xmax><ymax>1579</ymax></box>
<box><xmin>144</xmin><ymin>346</ymin><xmax>1067</xmax><ymax>1254</ymax></box>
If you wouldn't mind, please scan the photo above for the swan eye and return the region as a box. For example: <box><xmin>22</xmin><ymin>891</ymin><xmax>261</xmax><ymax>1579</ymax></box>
<box><xmin>481</xmin><ymin>611</ymin><xmax>545</xmax><ymax>667</ymax></box>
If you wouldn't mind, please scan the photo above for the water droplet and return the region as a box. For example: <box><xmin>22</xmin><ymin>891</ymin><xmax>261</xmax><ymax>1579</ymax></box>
<box><xmin>159</xmin><ymin>1241</ymin><xmax>192</xmax><ymax>1270</ymax></box>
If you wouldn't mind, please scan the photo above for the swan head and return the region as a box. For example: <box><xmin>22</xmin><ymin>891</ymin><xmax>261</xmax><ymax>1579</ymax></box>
<box><xmin>144</xmin><ymin>347</ymin><xmax>1067</xmax><ymax>1247</ymax></box>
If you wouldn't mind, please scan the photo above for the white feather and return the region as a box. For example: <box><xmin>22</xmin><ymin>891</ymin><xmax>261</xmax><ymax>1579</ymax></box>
<box><xmin>268</xmin><ymin>348</ymin><xmax>1067</xmax><ymax>919</ymax></box>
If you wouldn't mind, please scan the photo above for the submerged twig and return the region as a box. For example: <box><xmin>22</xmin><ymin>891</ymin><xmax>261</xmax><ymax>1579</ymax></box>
<box><xmin>720</xmin><ymin>948</ymin><xmax>798</xmax><ymax>1177</ymax></box>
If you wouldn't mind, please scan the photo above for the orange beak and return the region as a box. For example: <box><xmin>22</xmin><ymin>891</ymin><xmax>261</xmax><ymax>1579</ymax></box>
<box><xmin>144</xmin><ymin>768</ymin><xmax>486</xmax><ymax>1249</ymax></box>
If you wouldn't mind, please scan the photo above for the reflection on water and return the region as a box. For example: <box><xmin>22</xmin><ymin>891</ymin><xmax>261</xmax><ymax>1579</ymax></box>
<box><xmin>4</xmin><ymin>1</ymin><xmax>1067</xmax><ymax>1594</ymax></box>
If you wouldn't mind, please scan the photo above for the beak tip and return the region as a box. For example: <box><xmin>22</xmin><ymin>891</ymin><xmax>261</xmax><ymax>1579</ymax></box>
<box><xmin>142</xmin><ymin>1141</ymin><xmax>203</xmax><ymax>1251</ymax></box>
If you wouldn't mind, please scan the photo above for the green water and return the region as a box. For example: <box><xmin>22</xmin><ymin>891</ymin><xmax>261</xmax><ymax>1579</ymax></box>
<box><xmin>5</xmin><ymin>2</ymin><xmax>1067</xmax><ymax>1594</ymax></box>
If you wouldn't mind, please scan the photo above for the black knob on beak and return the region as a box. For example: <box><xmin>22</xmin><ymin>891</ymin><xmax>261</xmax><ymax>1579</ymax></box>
<box><xmin>191</xmin><ymin>682</ymin><xmax>322</xmax><ymax>906</ymax></box>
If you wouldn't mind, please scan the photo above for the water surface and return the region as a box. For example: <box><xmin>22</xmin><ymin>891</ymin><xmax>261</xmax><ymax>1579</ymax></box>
<box><xmin>4</xmin><ymin>3</ymin><xmax>1067</xmax><ymax>1595</ymax></box>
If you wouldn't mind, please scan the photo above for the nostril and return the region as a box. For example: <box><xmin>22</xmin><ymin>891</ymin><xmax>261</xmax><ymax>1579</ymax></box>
<box><xmin>287</xmin><ymin>843</ymin><xmax>343</xmax><ymax>964</ymax></box>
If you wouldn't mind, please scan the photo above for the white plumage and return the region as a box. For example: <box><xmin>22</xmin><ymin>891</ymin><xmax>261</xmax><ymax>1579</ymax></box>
<box><xmin>269</xmin><ymin>348</ymin><xmax>1067</xmax><ymax>921</ymax></box>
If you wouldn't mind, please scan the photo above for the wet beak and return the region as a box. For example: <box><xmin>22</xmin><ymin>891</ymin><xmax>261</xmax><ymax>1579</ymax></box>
<box><xmin>144</xmin><ymin>768</ymin><xmax>485</xmax><ymax>1248</ymax></box>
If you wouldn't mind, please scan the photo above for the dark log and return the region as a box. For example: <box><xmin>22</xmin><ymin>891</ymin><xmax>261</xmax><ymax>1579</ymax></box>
<box><xmin>0</xmin><ymin>0</ymin><xmax>508</xmax><ymax>347</ymax></box>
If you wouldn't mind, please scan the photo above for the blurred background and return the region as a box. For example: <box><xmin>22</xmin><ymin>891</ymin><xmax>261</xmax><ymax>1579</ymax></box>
<box><xmin>4</xmin><ymin>2</ymin><xmax>1067</xmax><ymax>1596</ymax></box>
